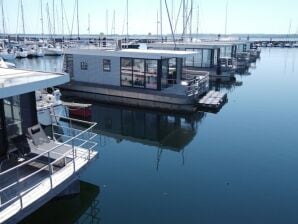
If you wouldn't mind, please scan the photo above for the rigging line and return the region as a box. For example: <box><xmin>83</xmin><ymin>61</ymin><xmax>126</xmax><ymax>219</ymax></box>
<box><xmin>165</xmin><ymin>0</ymin><xmax>176</xmax><ymax>48</ymax></box>
<box><xmin>173</xmin><ymin>0</ymin><xmax>183</xmax><ymax>34</ymax></box>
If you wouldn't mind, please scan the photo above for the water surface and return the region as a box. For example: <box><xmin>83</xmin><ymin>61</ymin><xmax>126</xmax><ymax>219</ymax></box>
<box><xmin>19</xmin><ymin>48</ymin><xmax>298</xmax><ymax>224</ymax></box>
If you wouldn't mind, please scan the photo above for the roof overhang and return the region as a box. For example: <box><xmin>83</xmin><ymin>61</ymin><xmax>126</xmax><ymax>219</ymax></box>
<box><xmin>64</xmin><ymin>48</ymin><xmax>199</xmax><ymax>59</ymax></box>
<box><xmin>0</xmin><ymin>68</ymin><xmax>69</xmax><ymax>99</ymax></box>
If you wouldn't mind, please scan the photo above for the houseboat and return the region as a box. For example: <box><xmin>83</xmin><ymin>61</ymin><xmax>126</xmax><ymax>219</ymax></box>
<box><xmin>61</xmin><ymin>49</ymin><xmax>210</xmax><ymax>113</ymax></box>
<box><xmin>147</xmin><ymin>40</ymin><xmax>259</xmax><ymax>77</ymax></box>
<box><xmin>0</xmin><ymin>68</ymin><xmax>98</xmax><ymax>223</ymax></box>
<box><xmin>147</xmin><ymin>41</ymin><xmax>239</xmax><ymax>82</ymax></box>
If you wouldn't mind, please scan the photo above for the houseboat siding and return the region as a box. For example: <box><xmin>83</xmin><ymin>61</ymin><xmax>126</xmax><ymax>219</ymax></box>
<box><xmin>73</xmin><ymin>55</ymin><xmax>121</xmax><ymax>86</ymax></box>
<box><xmin>61</xmin><ymin>82</ymin><xmax>198</xmax><ymax>113</ymax></box>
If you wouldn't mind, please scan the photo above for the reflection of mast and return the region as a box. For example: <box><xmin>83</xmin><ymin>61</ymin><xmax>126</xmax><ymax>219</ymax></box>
<box><xmin>156</xmin><ymin>148</ymin><xmax>163</xmax><ymax>171</ymax></box>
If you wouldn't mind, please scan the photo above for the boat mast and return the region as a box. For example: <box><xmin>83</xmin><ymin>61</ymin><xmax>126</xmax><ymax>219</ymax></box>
<box><xmin>52</xmin><ymin>0</ymin><xmax>55</xmax><ymax>42</ymax></box>
<box><xmin>182</xmin><ymin>0</ymin><xmax>185</xmax><ymax>40</ymax></box>
<box><xmin>160</xmin><ymin>0</ymin><xmax>163</xmax><ymax>41</ymax></box>
<box><xmin>1</xmin><ymin>0</ymin><xmax>6</xmax><ymax>37</ymax></box>
<box><xmin>40</xmin><ymin>0</ymin><xmax>44</xmax><ymax>41</ymax></box>
<box><xmin>165</xmin><ymin>0</ymin><xmax>176</xmax><ymax>48</ymax></box>
<box><xmin>106</xmin><ymin>9</ymin><xmax>108</xmax><ymax>36</ymax></box>
<box><xmin>77</xmin><ymin>0</ymin><xmax>79</xmax><ymax>40</ymax></box>
<box><xmin>88</xmin><ymin>13</ymin><xmax>90</xmax><ymax>36</ymax></box>
<box><xmin>156</xmin><ymin>10</ymin><xmax>159</xmax><ymax>40</ymax></box>
<box><xmin>46</xmin><ymin>2</ymin><xmax>53</xmax><ymax>40</ymax></box>
<box><xmin>224</xmin><ymin>1</ymin><xmax>228</xmax><ymax>36</ymax></box>
<box><xmin>196</xmin><ymin>4</ymin><xmax>199</xmax><ymax>40</ymax></box>
<box><xmin>190</xmin><ymin>0</ymin><xmax>193</xmax><ymax>41</ymax></box>
<box><xmin>20</xmin><ymin>0</ymin><xmax>25</xmax><ymax>40</ymax></box>
<box><xmin>61</xmin><ymin>0</ymin><xmax>64</xmax><ymax>41</ymax></box>
<box><xmin>126</xmin><ymin>0</ymin><xmax>128</xmax><ymax>43</ymax></box>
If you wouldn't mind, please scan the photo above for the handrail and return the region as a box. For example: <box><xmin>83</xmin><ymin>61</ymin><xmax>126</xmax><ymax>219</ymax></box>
<box><xmin>0</xmin><ymin>116</ymin><xmax>97</xmax><ymax>176</ymax></box>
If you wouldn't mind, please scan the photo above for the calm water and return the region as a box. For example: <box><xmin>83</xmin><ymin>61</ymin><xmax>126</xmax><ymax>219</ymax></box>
<box><xmin>18</xmin><ymin>48</ymin><xmax>298</xmax><ymax>224</ymax></box>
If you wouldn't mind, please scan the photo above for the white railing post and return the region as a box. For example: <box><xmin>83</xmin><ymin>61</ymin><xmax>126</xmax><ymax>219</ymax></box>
<box><xmin>48</xmin><ymin>152</ymin><xmax>53</xmax><ymax>188</ymax></box>
<box><xmin>16</xmin><ymin>168</ymin><xmax>23</xmax><ymax>210</ymax></box>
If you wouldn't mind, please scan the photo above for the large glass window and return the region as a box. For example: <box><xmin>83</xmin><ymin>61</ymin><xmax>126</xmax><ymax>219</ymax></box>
<box><xmin>202</xmin><ymin>49</ymin><xmax>211</xmax><ymax>67</ymax></box>
<box><xmin>185</xmin><ymin>49</ymin><xmax>194</xmax><ymax>67</ymax></box>
<box><xmin>193</xmin><ymin>49</ymin><xmax>203</xmax><ymax>67</ymax></box>
<box><xmin>161</xmin><ymin>59</ymin><xmax>169</xmax><ymax>89</ymax></box>
<box><xmin>133</xmin><ymin>59</ymin><xmax>145</xmax><ymax>88</ymax></box>
<box><xmin>168</xmin><ymin>58</ymin><xmax>177</xmax><ymax>85</ymax></box>
<box><xmin>121</xmin><ymin>58</ymin><xmax>133</xmax><ymax>86</ymax></box>
<box><xmin>145</xmin><ymin>60</ymin><xmax>158</xmax><ymax>89</ymax></box>
<box><xmin>4</xmin><ymin>96</ymin><xmax>23</xmax><ymax>150</ymax></box>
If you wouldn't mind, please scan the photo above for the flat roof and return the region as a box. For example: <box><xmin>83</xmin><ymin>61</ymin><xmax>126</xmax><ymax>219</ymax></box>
<box><xmin>64</xmin><ymin>48</ymin><xmax>199</xmax><ymax>59</ymax></box>
<box><xmin>148</xmin><ymin>40</ymin><xmax>250</xmax><ymax>49</ymax></box>
<box><xmin>0</xmin><ymin>68</ymin><xmax>69</xmax><ymax>99</ymax></box>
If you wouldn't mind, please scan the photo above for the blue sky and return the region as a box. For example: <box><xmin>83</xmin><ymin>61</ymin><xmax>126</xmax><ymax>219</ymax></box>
<box><xmin>1</xmin><ymin>0</ymin><xmax>298</xmax><ymax>35</ymax></box>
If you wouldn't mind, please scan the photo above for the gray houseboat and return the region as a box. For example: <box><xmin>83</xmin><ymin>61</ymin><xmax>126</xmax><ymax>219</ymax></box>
<box><xmin>61</xmin><ymin>49</ymin><xmax>209</xmax><ymax>113</ymax></box>
<box><xmin>0</xmin><ymin>68</ymin><xmax>98</xmax><ymax>223</ymax></box>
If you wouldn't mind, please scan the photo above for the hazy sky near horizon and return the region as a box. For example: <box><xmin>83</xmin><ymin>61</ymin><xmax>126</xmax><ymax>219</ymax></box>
<box><xmin>1</xmin><ymin>0</ymin><xmax>297</xmax><ymax>35</ymax></box>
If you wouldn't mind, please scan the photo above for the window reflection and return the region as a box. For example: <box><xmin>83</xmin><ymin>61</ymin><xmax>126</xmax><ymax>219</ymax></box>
<box><xmin>133</xmin><ymin>59</ymin><xmax>145</xmax><ymax>88</ymax></box>
<box><xmin>121</xmin><ymin>58</ymin><xmax>133</xmax><ymax>86</ymax></box>
<box><xmin>121</xmin><ymin>58</ymin><xmax>158</xmax><ymax>90</ymax></box>
<box><xmin>145</xmin><ymin>60</ymin><xmax>158</xmax><ymax>89</ymax></box>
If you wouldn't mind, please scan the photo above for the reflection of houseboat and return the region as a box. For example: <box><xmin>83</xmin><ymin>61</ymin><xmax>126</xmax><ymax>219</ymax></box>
<box><xmin>0</xmin><ymin>68</ymin><xmax>98</xmax><ymax>223</ymax></box>
<box><xmin>91</xmin><ymin>103</ymin><xmax>205</xmax><ymax>151</ymax></box>
<box><xmin>61</xmin><ymin>49</ymin><xmax>209</xmax><ymax>113</ymax></box>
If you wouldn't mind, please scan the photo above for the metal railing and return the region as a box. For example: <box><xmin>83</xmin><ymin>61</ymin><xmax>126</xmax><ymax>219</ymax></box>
<box><xmin>0</xmin><ymin>115</ymin><xmax>98</xmax><ymax>220</ymax></box>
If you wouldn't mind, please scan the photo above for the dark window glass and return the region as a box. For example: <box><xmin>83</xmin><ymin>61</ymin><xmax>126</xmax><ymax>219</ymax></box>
<box><xmin>80</xmin><ymin>62</ymin><xmax>88</xmax><ymax>70</ymax></box>
<box><xmin>103</xmin><ymin>59</ymin><xmax>111</xmax><ymax>72</ymax></box>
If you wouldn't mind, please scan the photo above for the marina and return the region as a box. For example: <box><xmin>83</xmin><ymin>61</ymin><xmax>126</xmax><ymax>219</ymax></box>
<box><xmin>0</xmin><ymin>0</ymin><xmax>298</xmax><ymax>223</ymax></box>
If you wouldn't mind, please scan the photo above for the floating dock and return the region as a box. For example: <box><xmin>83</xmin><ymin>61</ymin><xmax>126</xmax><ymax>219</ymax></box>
<box><xmin>198</xmin><ymin>91</ymin><xmax>227</xmax><ymax>111</ymax></box>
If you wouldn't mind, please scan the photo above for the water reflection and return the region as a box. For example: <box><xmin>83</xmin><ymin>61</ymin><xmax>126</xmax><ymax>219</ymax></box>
<box><xmin>91</xmin><ymin>103</ymin><xmax>205</xmax><ymax>152</ymax></box>
<box><xmin>20</xmin><ymin>181</ymin><xmax>101</xmax><ymax>224</ymax></box>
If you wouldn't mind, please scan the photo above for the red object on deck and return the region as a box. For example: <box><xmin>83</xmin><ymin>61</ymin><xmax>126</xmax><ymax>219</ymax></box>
<box><xmin>68</xmin><ymin>106</ymin><xmax>92</xmax><ymax>117</ymax></box>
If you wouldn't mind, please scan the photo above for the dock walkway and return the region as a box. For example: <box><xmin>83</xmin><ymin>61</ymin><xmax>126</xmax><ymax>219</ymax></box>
<box><xmin>198</xmin><ymin>91</ymin><xmax>227</xmax><ymax>111</ymax></box>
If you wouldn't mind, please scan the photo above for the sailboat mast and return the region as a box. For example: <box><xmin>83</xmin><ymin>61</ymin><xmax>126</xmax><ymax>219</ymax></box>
<box><xmin>40</xmin><ymin>0</ymin><xmax>44</xmax><ymax>41</ymax></box>
<box><xmin>160</xmin><ymin>0</ymin><xmax>162</xmax><ymax>40</ymax></box>
<box><xmin>106</xmin><ymin>9</ymin><xmax>108</xmax><ymax>36</ymax></box>
<box><xmin>61</xmin><ymin>0</ymin><xmax>64</xmax><ymax>40</ymax></box>
<box><xmin>1</xmin><ymin>0</ymin><xmax>6</xmax><ymax>36</ymax></box>
<box><xmin>224</xmin><ymin>1</ymin><xmax>228</xmax><ymax>36</ymax></box>
<box><xmin>88</xmin><ymin>13</ymin><xmax>90</xmax><ymax>36</ymax></box>
<box><xmin>126</xmin><ymin>0</ymin><xmax>128</xmax><ymax>42</ymax></box>
<box><xmin>196</xmin><ymin>4</ymin><xmax>199</xmax><ymax>39</ymax></box>
<box><xmin>77</xmin><ymin>0</ymin><xmax>79</xmax><ymax>40</ymax></box>
<box><xmin>52</xmin><ymin>0</ymin><xmax>55</xmax><ymax>40</ymax></box>
<box><xmin>20</xmin><ymin>0</ymin><xmax>25</xmax><ymax>38</ymax></box>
